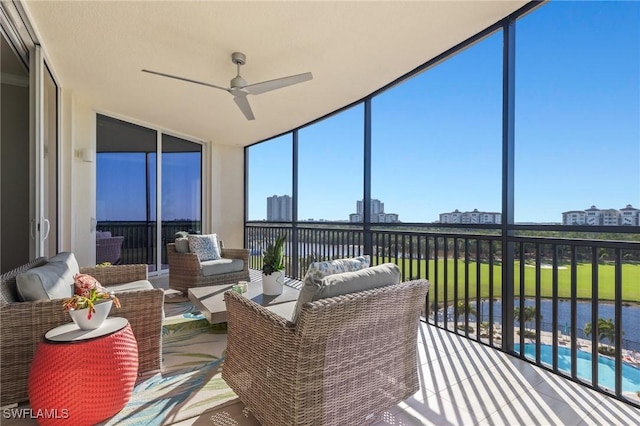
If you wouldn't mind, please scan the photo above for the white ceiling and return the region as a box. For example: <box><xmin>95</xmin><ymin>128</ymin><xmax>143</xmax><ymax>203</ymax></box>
<box><xmin>23</xmin><ymin>1</ymin><xmax>528</xmax><ymax>147</ymax></box>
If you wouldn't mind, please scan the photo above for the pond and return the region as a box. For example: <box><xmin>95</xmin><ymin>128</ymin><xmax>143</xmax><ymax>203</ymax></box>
<box><xmin>439</xmin><ymin>299</ymin><xmax>640</xmax><ymax>352</ymax></box>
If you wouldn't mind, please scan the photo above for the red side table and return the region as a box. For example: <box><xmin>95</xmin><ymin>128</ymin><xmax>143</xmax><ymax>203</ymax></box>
<box><xmin>28</xmin><ymin>317</ymin><xmax>139</xmax><ymax>425</ymax></box>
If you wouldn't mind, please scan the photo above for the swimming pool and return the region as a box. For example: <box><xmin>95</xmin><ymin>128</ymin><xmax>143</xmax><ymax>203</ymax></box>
<box><xmin>515</xmin><ymin>344</ymin><xmax>640</xmax><ymax>392</ymax></box>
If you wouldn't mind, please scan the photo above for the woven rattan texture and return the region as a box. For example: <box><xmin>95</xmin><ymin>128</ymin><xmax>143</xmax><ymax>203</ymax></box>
<box><xmin>222</xmin><ymin>279</ymin><xmax>430</xmax><ymax>426</ymax></box>
<box><xmin>0</xmin><ymin>262</ymin><xmax>163</xmax><ymax>406</ymax></box>
<box><xmin>95</xmin><ymin>235</ymin><xmax>124</xmax><ymax>264</ymax></box>
<box><xmin>167</xmin><ymin>243</ymin><xmax>250</xmax><ymax>294</ymax></box>
<box><xmin>28</xmin><ymin>323</ymin><xmax>138</xmax><ymax>425</ymax></box>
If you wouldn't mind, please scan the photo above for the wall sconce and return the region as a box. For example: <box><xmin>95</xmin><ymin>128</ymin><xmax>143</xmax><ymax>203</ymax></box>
<box><xmin>75</xmin><ymin>148</ymin><xmax>95</xmax><ymax>162</ymax></box>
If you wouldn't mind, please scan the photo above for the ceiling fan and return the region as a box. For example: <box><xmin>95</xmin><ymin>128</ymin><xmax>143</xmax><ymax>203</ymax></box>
<box><xmin>142</xmin><ymin>52</ymin><xmax>313</xmax><ymax>121</ymax></box>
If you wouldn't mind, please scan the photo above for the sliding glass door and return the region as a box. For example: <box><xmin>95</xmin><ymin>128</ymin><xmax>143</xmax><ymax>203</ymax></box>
<box><xmin>96</xmin><ymin>114</ymin><xmax>201</xmax><ymax>273</ymax></box>
<box><xmin>160</xmin><ymin>134</ymin><xmax>202</xmax><ymax>269</ymax></box>
<box><xmin>1</xmin><ymin>7</ymin><xmax>59</xmax><ymax>272</ymax></box>
<box><xmin>0</xmin><ymin>32</ymin><xmax>30</xmax><ymax>272</ymax></box>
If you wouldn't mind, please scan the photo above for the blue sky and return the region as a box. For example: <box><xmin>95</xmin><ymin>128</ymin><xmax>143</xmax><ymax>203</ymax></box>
<box><xmin>98</xmin><ymin>152</ymin><xmax>201</xmax><ymax>221</ymax></box>
<box><xmin>248</xmin><ymin>1</ymin><xmax>639</xmax><ymax>223</ymax></box>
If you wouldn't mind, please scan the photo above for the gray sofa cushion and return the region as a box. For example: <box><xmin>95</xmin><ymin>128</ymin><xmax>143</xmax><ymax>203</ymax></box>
<box><xmin>104</xmin><ymin>280</ymin><xmax>154</xmax><ymax>293</ymax></box>
<box><xmin>48</xmin><ymin>251</ymin><xmax>80</xmax><ymax>276</ymax></box>
<box><xmin>200</xmin><ymin>258</ymin><xmax>244</xmax><ymax>276</ymax></box>
<box><xmin>317</xmin><ymin>263</ymin><xmax>400</xmax><ymax>298</ymax></box>
<box><xmin>292</xmin><ymin>263</ymin><xmax>400</xmax><ymax>323</ymax></box>
<box><xmin>16</xmin><ymin>261</ymin><xmax>75</xmax><ymax>301</ymax></box>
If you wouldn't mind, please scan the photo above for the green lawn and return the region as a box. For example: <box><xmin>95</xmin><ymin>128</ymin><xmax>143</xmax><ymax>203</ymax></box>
<box><xmin>389</xmin><ymin>258</ymin><xmax>640</xmax><ymax>303</ymax></box>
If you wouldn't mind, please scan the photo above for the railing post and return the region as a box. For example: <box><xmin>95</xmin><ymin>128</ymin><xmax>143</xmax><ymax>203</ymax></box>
<box><xmin>292</xmin><ymin>130</ymin><xmax>299</xmax><ymax>278</ymax></box>
<box><xmin>501</xmin><ymin>17</ymin><xmax>516</xmax><ymax>352</ymax></box>
<box><xmin>363</xmin><ymin>99</ymin><xmax>372</xmax><ymax>256</ymax></box>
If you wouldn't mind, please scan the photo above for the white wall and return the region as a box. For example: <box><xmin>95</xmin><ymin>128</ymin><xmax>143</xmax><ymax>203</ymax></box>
<box><xmin>68</xmin><ymin>96</ymin><xmax>96</xmax><ymax>267</ymax></box>
<box><xmin>58</xmin><ymin>88</ymin><xmax>73</xmax><ymax>253</ymax></box>
<box><xmin>61</xmin><ymin>98</ymin><xmax>246</xmax><ymax>267</ymax></box>
<box><xmin>209</xmin><ymin>144</ymin><xmax>245</xmax><ymax>248</ymax></box>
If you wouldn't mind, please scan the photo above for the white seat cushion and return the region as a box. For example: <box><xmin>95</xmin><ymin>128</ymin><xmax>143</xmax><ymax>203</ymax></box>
<box><xmin>200</xmin><ymin>258</ymin><xmax>244</xmax><ymax>276</ymax></box>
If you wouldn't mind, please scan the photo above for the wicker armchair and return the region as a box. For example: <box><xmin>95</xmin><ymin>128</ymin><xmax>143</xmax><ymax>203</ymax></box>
<box><xmin>166</xmin><ymin>243</ymin><xmax>250</xmax><ymax>294</ymax></box>
<box><xmin>222</xmin><ymin>279</ymin><xmax>430</xmax><ymax>426</ymax></box>
<box><xmin>96</xmin><ymin>235</ymin><xmax>124</xmax><ymax>264</ymax></box>
<box><xmin>0</xmin><ymin>259</ymin><xmax>164</xmax><ymax>406</ymax></box>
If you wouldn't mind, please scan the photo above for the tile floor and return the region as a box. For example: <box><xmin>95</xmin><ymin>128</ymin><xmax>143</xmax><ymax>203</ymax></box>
<box><xmin>373</xmin><ymin>323</ymin><xmax>640</xmax><ymax>425</ymax></box>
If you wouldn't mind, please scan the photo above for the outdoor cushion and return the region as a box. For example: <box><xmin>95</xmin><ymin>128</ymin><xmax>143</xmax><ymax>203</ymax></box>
<box><xmin>315</xmin><ymin>263</ymin><xmax>400</xmax><ymax>300</ymax></box>
<box><xmin>302</xmin><ymin>255</ymin><xmax>371</xmax><ymax>287</ymax></box>
<box><xmin>292</xmin><ymin>256</ymin><xmax>372</xmax><ymax>322</ymax></box>
<box><xmin>48</xmin><ymin>251</ymin><xmax>80</xmax><ymax>277</ymax></box>
<box><xmin>15</xmin><ymin>261</ymin><xmax>74</xmax><ymax>301</ymax></box>
<box><xmin>201</xmin><ymin>258</ymin><xmax>244</xmax><ymax>276</ymax></box>
<box><xmin>174</xmin><ymin>237</ymin><xmax>190</xmax><ymax>253</ymax></box>
<box><xmin>175</xmin><ymin>231</ymin><xmax>189</xmax><ymax>239</ymax></box>
<box><xmin>104</xmin><ymin>280</ymin><xmax>154</xmax><ymax>293</ymax></box>
<box><xmin>188</xmin><ymin>234</ymin><xmax>221</xmax><ymax>261</ymax></box>
<box><xmin>96</xmin><ymin>231</ymin><xmax>112</xmax><ymax>239</ymax></box>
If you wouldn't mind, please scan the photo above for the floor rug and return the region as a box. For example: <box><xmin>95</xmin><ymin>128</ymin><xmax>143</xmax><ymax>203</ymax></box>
<box><xmin>101</xmin><ymin>313</ymin><xmax>238</xmax><ymax>425</ymax></box>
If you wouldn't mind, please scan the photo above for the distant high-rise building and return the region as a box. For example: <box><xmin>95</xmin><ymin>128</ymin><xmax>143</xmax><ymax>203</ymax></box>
<box><xmin>563</xmin><ymin>205</ymin><xmax>639</xmax><ymax>226</ymax></box>
<box><xmin>439</xmin><ymin>209</ymin><xmax>501</xmax><ymax>224</ymax></box>
<box><xmin>267</xmin><ymin>195</ymin><xmax>292</xmax><ymax>221</ymax></box>
<box><xmin>350</xmin><ymin>199</ymin><xmax>399</xmax><ymax>223</ymax></box>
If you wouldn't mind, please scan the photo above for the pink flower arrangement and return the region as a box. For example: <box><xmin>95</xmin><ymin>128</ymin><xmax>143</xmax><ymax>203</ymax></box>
<box><xmin>62</xmin><ymin>273</ymin><xmax>121</xmax><ymax>319</ymax></box>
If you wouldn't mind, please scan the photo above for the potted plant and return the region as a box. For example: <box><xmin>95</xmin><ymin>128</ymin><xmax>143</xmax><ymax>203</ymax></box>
<box><xmin>261</xmin><ymin>234</ymin><xmax>286</xmax><ymax>295</ymax></box>
<box><xmin>62</xmin><ymin>273</ymin><xmax>121</xmax><ymax>330</ymax></box>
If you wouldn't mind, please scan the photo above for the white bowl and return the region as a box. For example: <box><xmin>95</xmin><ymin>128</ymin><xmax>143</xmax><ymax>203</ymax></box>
<box><xmin>68</xmin><ymin>299</ymin><xmax>113</xmax><ymax>330</ymax></box>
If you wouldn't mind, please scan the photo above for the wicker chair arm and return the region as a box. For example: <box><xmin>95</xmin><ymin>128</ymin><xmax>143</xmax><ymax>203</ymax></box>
<box><xmin>0</xmin><ymin>299</ymin><xmax>79</xmax><ymax>405</ymax></box>
<box><xmin>1</xmin><ymin>298</ymin><xmax>71</xmax><ymax>327</ymax></box>
<box><xmin>223</xmin><ymin>290</ymin><xmax>298</xmax><ymax>367</ymax></box>
<box><xmin>224</xmin><ymin>289</ymin><xmax>294</xmax><ymax>332</ymax></box>
<box><xmin>220</xmin><ymin>247</ymin><xmax>250</xmax><ymax>262</ymax></box>
<box><xmin>80</xmin><ymin>264</ymin><xmax>148</xmax><ymax>285</ymax></box>
<box><xmin>111</xmin><ymin>288</ymin><xmax>164</xmax><ymax>373</ymax></box>
<box><xmin>223</xmin><ymin>290</ymin><xmax>299</xmax><ymax>417</ymax></box>
<box><xmin>114</xmin><ymin>288</ymin><xmax>164</xmax><ymax>312</ymax></box>
<box><xmin>167</xmin><ymin>244</ymin><xmax>202</xmax><ymax>273</ymax></box>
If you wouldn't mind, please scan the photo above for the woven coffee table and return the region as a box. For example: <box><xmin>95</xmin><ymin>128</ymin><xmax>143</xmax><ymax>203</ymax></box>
<box><xmin>188</xmin><ymin>281</ymin><xmax>300</xmax><ymax>323</ymax></box>
<box><xmin>28</xmin><ymin>318</ymin><xmax>138</xmax><ymax>425</ymax></box>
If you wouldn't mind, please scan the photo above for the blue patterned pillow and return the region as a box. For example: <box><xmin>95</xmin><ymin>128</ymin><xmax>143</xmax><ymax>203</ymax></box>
<box><xmin>187</xmin><ymin>234</ymin><xmax>221</xmax><ymax>261</ymax></box>
<box><xmin>303</xmin><ymin>255</ymin><xmax>371</xmax><ymax>287</ymax></box>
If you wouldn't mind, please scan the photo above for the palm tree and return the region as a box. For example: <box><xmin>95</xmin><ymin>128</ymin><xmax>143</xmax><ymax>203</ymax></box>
<box><xmin>514</xmin><ymin>306</ymin><xmax>539</xmax><ymax>333</ymax></box>
<box><xmin>584</xmin><ymin>317</ymin><xmax>619</xmax><ymax>354</ymax></box>
<box><xmin>456</xmin><ymin>301</ymin><xmax>477</xmax><ymax>332</ymax></box>
<box><xmin>456</xmin><ymin>300</ymin><xmax>477</xmax><ymax>321</ymax></box>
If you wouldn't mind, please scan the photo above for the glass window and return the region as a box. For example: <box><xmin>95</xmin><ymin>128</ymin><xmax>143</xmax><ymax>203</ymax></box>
<box><xmin>246</xmin><ymin>134</ymin><xmax>293</xmax><ymax>221</ymax></box>
<box><xmin>43</xmin><ymin>63</ymin><xmax>58</xmax><ymax>256</ymax></box>
<box><xmin>161</xmin><ymin>134</ymin><xmax>202</xmax><ymax>268</ymax></box>
<box><xmin>97</xmin><ymin>115</ymin><xmax>157</xmax><ymax>266</ymax></box>
<box><xmin>372</xmin><ymin>31</ymin><xmax>503</xmax><ymax>224</ymax></box>
<box><xmin>515</xmin><ymin>1</ymin><xmax>640</xmax><ymax>225</ymax></box>
<box><xmin>298</xmin><ymin>105</ymin><xmax>364</xmax><ymax>222</ymax></box>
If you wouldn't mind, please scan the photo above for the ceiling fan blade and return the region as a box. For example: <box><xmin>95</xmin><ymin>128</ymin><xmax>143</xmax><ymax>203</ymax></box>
<box><xmin>233</xmin><ymin>95</ymin><xmax>255</xmax><ymax>120</ymax></box>
<box><xmin>244</xmin><ymin>72</ymin><xmax>313</xmax><ymax>95</ymax></box>
<box><xmin>141</xmin><ymin>69</ymin><xmax>229</xmax><ymax>92</ymax></box>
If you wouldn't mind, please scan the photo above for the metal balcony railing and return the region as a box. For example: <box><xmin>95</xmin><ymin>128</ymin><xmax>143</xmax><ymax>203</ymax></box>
<box><xmin>246</xmin><ymin>222</ymin><xmax>640</xmax><ymax>408</ymax></box>
<box><xmin>96</xmin><ymin>220</ymin><xmax>201</xmax><ymax>265</ymax></box>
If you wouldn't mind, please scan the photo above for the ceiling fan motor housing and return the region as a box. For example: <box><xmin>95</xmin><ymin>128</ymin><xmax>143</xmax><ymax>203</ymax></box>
<box><xmin>231</xmin><ymin>52</ymin><xmax>246</xmax><ymax>65</ymax></box>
